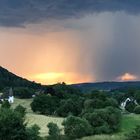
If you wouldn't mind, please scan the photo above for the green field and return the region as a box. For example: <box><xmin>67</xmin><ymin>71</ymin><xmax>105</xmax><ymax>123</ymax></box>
<box><xmin>12</xmin><ymin>98</ymin><xmax>140</xmax><ymax>139</ymax></box>
<box><xmin>81</xmin><ymin>114</ymin><xmax>140</xmax><ymax>140</ymax></box>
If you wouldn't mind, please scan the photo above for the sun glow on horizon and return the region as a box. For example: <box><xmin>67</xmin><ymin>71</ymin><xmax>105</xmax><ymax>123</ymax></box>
<box><xmin>28</xmin><ymin>72</ymin><xmax>94</xmax><ymax>85</ymax></box>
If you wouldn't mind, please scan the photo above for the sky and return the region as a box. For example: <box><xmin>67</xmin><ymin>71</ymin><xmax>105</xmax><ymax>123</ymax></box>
<box><xmin>0</xmin><ymin>0</ymin><xmax>140</xmax><ymax>85</ymax></box>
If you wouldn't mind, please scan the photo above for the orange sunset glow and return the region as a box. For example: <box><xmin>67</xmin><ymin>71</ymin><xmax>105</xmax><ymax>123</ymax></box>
<box><xmin>28</xmin><ymin>72</ymin><xmax>93</xmax><ymax>85</ymax></box>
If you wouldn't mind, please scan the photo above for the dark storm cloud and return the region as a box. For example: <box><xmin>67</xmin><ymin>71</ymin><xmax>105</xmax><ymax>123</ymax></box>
<box><xmin>1</xmin><ymin>0</ymin><xmax>140</xmax><ymax>27</ymax></box>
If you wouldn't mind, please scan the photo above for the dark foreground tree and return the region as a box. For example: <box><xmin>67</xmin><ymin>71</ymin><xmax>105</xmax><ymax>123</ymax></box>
<box><xmin>0</xmin><ymin>106</ymin><xmax>42</xmax><ymax>140</ymax></box>
<box><xmin>0</xmin><ymin>108</ymin><xmax>27</xmax><ymax>140</ymax></box>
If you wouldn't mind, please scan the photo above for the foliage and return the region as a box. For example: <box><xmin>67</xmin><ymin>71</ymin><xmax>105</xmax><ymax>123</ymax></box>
<box><xmin>83</xmin><ymin>107</ymin><xmax>121</xmax><ymax>134</ymax></box>
<box><xmin>0</xmin><ymin>66</ymin><xmax>41</xmax><ymax>90</ymax></box>
<box><xmin>14</xmin><ymin>105</ymin><xmax>26</xmax><ymax>117</ymax></box>
<box><xmin>0</xmin><ymin>108</ymin><xmax>27</xmax><ymax>140</ymax></box>
<box><xmin>134</xmin><ymin>106</ymin><xmax>140</xmax><ymax>114</ymax></box>
<box><xmin>26</xmin><ymin>124</ymin><xmax>42</xmax><ymax>140</ymax></box>
<box><xmin>47</xmin><ymin>122</ymin><xmax>61</xmax><ymax>140</ymax></box>
<box><xmin>125</xmin><ymin>101</ymin><xmax>136</xmax><ymax>113</ymax></box>
<box><xmin>63</xmin><ymin>116</ymin><xmax>93</xmax><ymax>139</ymax></box>
<box><xmin>1</xmin><ymin>100</ymin><xmax>11</xmax><ymax>108</ymax></box>
<box><xmin>14</xmin><ymin>87</ymin><xmax>35</xmax><ymax>99</ymax></box>
<box><xmin>56</xmin><ymin>98</ymin><xmax>83</xmax><ymax>117</ymax></box>
<box><xmin>135</xmin><ymin>91</ymin><xmax>140</xmax><ymax>104</ymax></box>
<box><xmin>31</xmin><ymin>94</ymin><xmax>59</xmax><ymax>115</ymax></box>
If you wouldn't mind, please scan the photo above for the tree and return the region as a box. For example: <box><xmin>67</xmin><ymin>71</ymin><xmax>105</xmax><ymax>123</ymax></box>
<box><xmin>31</xmin><ymin>94</ymin><xmax>59</xmax><ymax>115</ymax></box>
<box><xmin>83</xmin><ymin>107</ymin><xmax>121</xmax><ymax>134</ymax></box>
<box><xmin>26</xmin><ymin>124</ymin><xmax>42</xmax><ymax>140</ymax></box>
<box><xmin>0</xmin><ymin>108</ymin><xmax>27</xmax><ymax>140</ymax></box>
<box><xmin>47</xmin><ymin>123</ymin><xmax>61</xmax><ymax>140</ymax></box>
<box><xmin>125</xmin><ymin>101</ymin><xmax>136</xmax><ymax>113</ymax></box>
<box><xmin>14</xmin><ymin>105</ymin><xmax>26</xmax><ymax>117</ymax></box>
<box><xmin>14</xmin><ymin>87</ymin><xmax>34</xmax><ymax>99</ymax></box>
<box><xmin>56</xmin><ymin>98</ymin><xmax>83</xmax><ymax>117</ymax></box>
<box><xmin>84</xmin><ymin>99</ymin><xmax>104</xmax><ymax>110</ymax></box>
<box><xmin>135</xmin><ymin>91</ymin><xmax>140</xmax><ymax>104</ymax></box>
<box><xmin>134</xmin><ymin>106</ymin><xmax>140</xmax><ymax>114</ymax></box>
<box><xmin>104</xmin><ymin>98</ymin><xmax>119</xmax><ymax>108</ymax></box>
<box><xmin>1</xmin><ymin>100</ymin><xmax>11</xmax><ymax>108</ymax></box>
<box><xmin>63</xmin><ymin>116</ymin><xmax>92</xmax><ymax>139</ymax></box>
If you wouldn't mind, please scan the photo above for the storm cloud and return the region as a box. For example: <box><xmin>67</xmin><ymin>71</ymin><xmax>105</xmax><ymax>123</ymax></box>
<box><xmin>0</xmin><ymin>0</ymin><xmax>140</xmax><ymax>27</ymax></box>
<box><xmin>0</xmin><ymin>1</ymin><xmax>140</xmax><ymax>84</ymax></box>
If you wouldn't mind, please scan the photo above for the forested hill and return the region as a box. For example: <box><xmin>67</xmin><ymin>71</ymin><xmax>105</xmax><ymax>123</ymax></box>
<box><xmin>0</xmin><ymin>66</ymin><xmax>42</xmax><ymax>90</ymax></box>
<box><xmin>72</xmin><ymin>81</ymin><xmax>140</xmax><ymax>92</ymax></box>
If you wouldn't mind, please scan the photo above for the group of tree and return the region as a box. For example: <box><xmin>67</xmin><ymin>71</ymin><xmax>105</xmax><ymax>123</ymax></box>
<box><xmin>0</xmin><ymin>101</ymin><xmax>42</xmax><ymax>140</ymax></box>
<box><xmin>31</xmin><ymin>84</ymin><xmax>122</xmax><ymax>139</ymax></box>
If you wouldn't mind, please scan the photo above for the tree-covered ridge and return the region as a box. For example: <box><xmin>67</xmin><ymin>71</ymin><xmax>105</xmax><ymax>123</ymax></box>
<box><xmin>0</xmin><ymin>66</ymin><xmax>41</xmax><ymax>90</ymax></box>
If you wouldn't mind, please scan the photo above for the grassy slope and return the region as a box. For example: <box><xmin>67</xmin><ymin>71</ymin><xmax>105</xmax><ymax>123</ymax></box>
<box><xmin>12</xmin><ymin>99</ymin><xmax>140</xmax><ymax>138</ymax></box>
<box><xmin>12</xmin><ymin>98</ymin><xmax>64</xmax><ymax>137</ymax></box>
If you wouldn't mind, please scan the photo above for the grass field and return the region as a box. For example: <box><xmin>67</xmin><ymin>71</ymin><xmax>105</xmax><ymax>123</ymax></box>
<box><xmin>12</xmin><ymin>98</ymin><xmax>140</xmax><ymax>139</ymax></box>
<box><xmin>12</xmin><ymin>98</ymin><xmax>64</xmax><ymax>137</ymax></box>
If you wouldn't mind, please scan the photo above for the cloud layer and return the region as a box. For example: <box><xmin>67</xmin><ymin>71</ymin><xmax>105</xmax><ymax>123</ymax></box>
<box><xmin>0</xmin><ymin>0</ymin><xmax>140</xmax><ymax>27</ymax></box>
<box><xmin>0</xmin><ymin>1</ymin><xmax>140</xmax><ymax>84</ymax></box>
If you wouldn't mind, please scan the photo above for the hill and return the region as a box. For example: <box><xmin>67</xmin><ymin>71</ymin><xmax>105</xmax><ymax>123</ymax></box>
<box><xmin>0</xmin><ymin>66</ymin><xmax>42</xmax><ymax>90</ymax></box>
<box><xmin>72</xmin><ymin>81</ymin><xmax>140</xmax><ymax>92</ymax></box>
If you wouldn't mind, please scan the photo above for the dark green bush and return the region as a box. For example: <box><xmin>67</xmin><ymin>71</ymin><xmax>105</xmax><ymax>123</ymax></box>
<box><xmin>26</xmin><ymin>124</ymin><xmax>42</xmax><ymax>140</ymax></box>
<box><xmin>134</xmin><ymin>105</ymin><xmax>140</xmax><ymax>114</ymax></box>
<box><xmin>125</xmin><ymin>101</ymin><xmax>136</xmax><ymax>113</ymax></box>
<box><xmin>14</xmin><ymin>105</ymin><xmax>26</xmax><ymax>117</ymax></box>
<box><xmin>31</xmin><ymin>94</ymin><xmax>60</xmax><ymax>115</ymax></box>
<box><xmin>63</xmin><ymin>116</ymin><xmax>93</xmax><ymax>139</ymax></box>
<box><xmin>0</xmin><ymin>108</ymin><xmax>27</xmax><ymax>140</ymax></box>
<box><xmin>47</xmin><ymin>122</ymin><xmax>61</xmax><ymax>140</ymax></box>
<box><xmin>1</xmin><ymin>100</ymin><xmax>11</xmax><ymax>108</ymax></box>
<box><xmin>83</xmin><ymin>107</ymin><xmax>121</xmax><ymax>134</ymax></box>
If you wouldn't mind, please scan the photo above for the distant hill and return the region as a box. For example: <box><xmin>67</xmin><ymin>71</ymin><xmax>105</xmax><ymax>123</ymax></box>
<box><xmin>0</xmin><ymin>66</ymin><xmax>42</xmax><ymax>90</ymax></box>
<box><xmin>72</xmin><ymin>81</ymin><xmax>140</xmax><ymax>93</ymax></box>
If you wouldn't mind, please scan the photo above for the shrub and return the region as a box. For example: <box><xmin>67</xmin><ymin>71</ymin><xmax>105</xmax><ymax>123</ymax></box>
<box><xmin>63</xmin><ymin>116</ymin><xmax>93</xmax><ymax>139</ymax></box>
<box><xmin>134</xmin><ymin>105</ymin><xmax>140</xmax><ymax>114</ymax></box>
<box><xmin>104</xmin><ymin>98</ymin><xmax>119</xmax><ymax>108</ymax></box>
<box><xmin>83</xmin><ymin>107</ymin><xmax>121</xmax><ymax>134</ymax></box>
<box><xmin>1</xmin><ymin>100</ymin><xmax>11</xmax><ymax>108</ymax></box>
<box><xmin>26</xmin><ymin>124</ymin><xmax>42</xmax><ymax>140</ymax></box>
<box><xmin>125</xmin><ymin>101</ymin><xmax>136</xmax><ymax>113</ymax></box>
<box><xmin>14</xmin><ymin>105</ymin><xmax>26</xmax><ymax>117</ymax></box>
<box><xmin>47</xmin><ymin>123</ymin><xmax>61</xmax><ymax>140</ymax></box>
